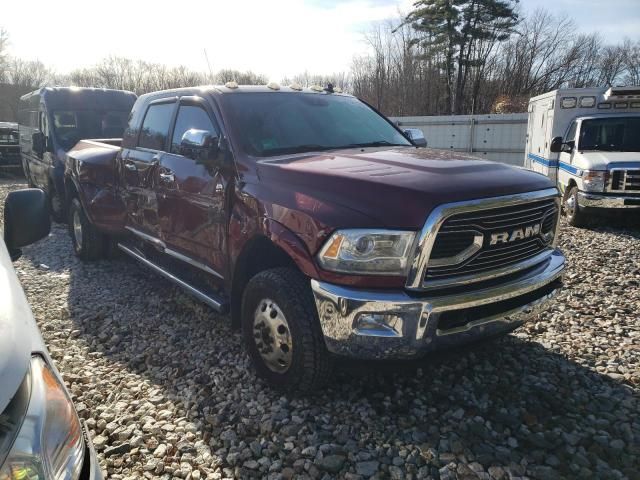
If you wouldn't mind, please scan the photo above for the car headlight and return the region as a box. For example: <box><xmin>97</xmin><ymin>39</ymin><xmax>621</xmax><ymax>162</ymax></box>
<box><xmin>317</xmin><ymin>229</ymin><xmax>416</xmax><ymax>275</ymax></box>
<box><xmin>0</xmin><ymin>356</ymin><xmax>85</xmax><ymax>480</ymax></box>
<box><xmin>582</xmin><ymin>170</ymin><xmax>608</xmax><ymax>192</ymax></box>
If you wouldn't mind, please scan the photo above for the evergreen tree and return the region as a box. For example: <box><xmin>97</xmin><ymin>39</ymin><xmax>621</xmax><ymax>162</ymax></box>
<box><xmin>404</xmin><ymin>0</ymin><xmax>518</xmax><ymax>114</ymax></box>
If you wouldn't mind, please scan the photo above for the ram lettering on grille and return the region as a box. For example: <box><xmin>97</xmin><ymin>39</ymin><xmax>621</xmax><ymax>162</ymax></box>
<box><xmin>490</xmin><ymin>224</ymin><xmax>541</xmax><ymax>245</ymax></box>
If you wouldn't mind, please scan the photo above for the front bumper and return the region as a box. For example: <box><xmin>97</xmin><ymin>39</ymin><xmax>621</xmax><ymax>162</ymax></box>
<box><xmin>82</xmin><ymin>420</ymin><xmax>104</xmax><ymax>480</ymax></box>
<box><xmin>311</xmin><ymin>249</ymin><xmax>565</xmax><ymax>359</ymax></box>
<box><xmin>578</xmin><ymin>192</ymin><xmax>640</xmax><ymax>209</ymax></box>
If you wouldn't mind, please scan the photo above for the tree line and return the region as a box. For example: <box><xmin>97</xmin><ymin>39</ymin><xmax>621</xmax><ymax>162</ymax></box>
<box><xmin>352</xmin><ymin>3</ymin><xmax>639</xmax><ymax>116</ymax></box>
<box><xmin>1</xmin><ymin>2</ymin><xmax>639</xmax><ymax>120</ymax></box>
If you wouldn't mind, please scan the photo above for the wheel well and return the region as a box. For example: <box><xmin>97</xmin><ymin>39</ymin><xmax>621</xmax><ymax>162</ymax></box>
<box><xmin>563</xmin><ymin>179</ymin><xmax>577</xmax><ymax>199</ymax></box>
<box><xmin>230</xmin><ymin>236</ymin><xmax>297</xmax><ymax>329</ymax></box>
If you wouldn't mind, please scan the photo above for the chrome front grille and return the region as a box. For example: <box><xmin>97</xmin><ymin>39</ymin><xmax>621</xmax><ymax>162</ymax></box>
<box><xmin>425</xmin><ymin>198</ymin><xmax>558</xmax><ymax>281</ymax></box>
<box><xmin>610</xmin><ymin>169</ymin><xmax>640</xmax><ymax>191</ymax></box>
<box><xmin>405</xmin><ymin>189</ymin><xmax>561</xmax><ymax>291</ymax></box>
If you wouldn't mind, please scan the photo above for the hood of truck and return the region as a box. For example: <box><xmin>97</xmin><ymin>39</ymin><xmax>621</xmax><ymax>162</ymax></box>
<box><xmin>255</xmin><ymin>147</ymin><xmax>554</xmax><ymax>228</ymax></box>
<box><xmin>0</xmin><ymin>241</ymin><xmax>47</xmax><ymax>413</ymax></box>
<box><xmin>576</xmin><ymin>151</ymin><xmax>640</xmax><ymax>171</ymax></box>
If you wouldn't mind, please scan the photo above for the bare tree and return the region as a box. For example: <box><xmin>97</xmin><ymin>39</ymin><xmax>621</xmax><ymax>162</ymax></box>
<box><xmin>623</xmin><ymin>39</ymin><xmax>640</xmax><ymax>86</ymax></box>
<box><xmin>7</xmin><ymin>58</ymin><xmax>51</xmax><ymax>88</ymax></box>
<box><xmin>0</xmin><ymin>27</ymin><xmax>10</xmax><ymax>83</ymax></box>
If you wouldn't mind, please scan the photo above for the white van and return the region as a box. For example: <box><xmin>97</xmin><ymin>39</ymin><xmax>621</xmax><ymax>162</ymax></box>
<box><xmin>524</xmin><ymin>87</ymin><xmax>640</xmax><ymax>226</ymax></box>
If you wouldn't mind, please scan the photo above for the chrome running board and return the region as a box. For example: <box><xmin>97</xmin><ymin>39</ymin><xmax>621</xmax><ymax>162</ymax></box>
<box><xmin>117</xmin><ymin>242</ymin><xmax>229</xmax><ymax>314</ymax></box>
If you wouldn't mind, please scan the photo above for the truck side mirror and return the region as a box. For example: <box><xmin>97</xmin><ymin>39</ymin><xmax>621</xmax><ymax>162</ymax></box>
<box><xmin>550</xmin><ymin>136</ymin><xmax>563</xmax><ymax>153</ymax></box>
<box><xmin>403</xmin><ymin>128</ymin><xmax>427</xmax><ymax>147</ymax></box>
<box><xmin>180</xmin><ymin>129</ymin><xmax>220</xmax><ymax>163</ymax></box>
<box><xmin>3</xmin><ymin>189</ymin><xmax>51</xmax><ymax>262</ymax></box>
<box><xmin>32</xmin><ymin>130</ymin><xmax>45</xmax><ymax>156</ymax></box>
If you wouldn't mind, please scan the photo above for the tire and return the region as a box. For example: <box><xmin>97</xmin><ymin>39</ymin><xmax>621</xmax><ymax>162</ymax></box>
<box><xmin>241</xmin><ymin>267</ymin><xmax>331</xmax><ymax>392</ymax></box>
<box><xmin>564</xmin><ymin>186</ymin><xmax>588</xmax><ymax>227</ymax></box>
<box><xmin>48</xmin><ymin>184</ymin><xmax>66</xmax><ymax>223</ymax></box>
<box><xmin>68</xmin><ymin>197</ymin><xmax>106</xmax><ymax>261</ymax></box>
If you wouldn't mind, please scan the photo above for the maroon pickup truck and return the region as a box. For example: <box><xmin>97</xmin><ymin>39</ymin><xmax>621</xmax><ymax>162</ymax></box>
<box><xmin>64</xmin><ymin>84</ymin><xmax>565</xmax><ymax>391</ymax></box>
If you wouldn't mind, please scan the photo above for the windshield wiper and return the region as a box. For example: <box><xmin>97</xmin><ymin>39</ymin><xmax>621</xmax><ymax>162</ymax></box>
<box><xmin>583</xmin><ymin>144</ymin><xmax>621</xmax><ymax>152</ymax></box>
<box><xmin>262</xmin><ymin>144</ymin><xmax>336</xmax><ymax>156</ymax></box>
<box><xmin>261</xmin><ymin>140</ymin><xmax>411</xmax><ymax>156</ymax></box>
<box><xmin>340</xmin><ymin>140</ymin><xmax>412</xmax><ymax>148</ymax></box>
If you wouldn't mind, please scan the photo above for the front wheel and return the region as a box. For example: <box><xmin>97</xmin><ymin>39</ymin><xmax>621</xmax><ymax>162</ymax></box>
<box><xmin>241</xmin><ymin>268</ymin><xmax>331</xmax><ymax>392</ymax></box>
<box><xmin>68</xmin><ymin>197</ymin><xmax>107</xmax><ymax>261</ymax></box>
<box><xmin>564</xmin><ymin>186</ymin><xmax>588</xmax><ymax>227</ymax></box>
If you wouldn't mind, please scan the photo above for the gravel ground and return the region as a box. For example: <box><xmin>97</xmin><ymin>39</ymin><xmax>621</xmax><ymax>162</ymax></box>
<box><xmin>2</xmin><ymin>179</ymin><xmax>639</xmax><ymax>480</ymax></box>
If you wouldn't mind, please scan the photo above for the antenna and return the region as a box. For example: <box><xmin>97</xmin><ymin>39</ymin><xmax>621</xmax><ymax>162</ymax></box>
<box><xmin>203</xmin><ymin>49</ymin><xmax>213</xmax><ymax>82</ymax></box>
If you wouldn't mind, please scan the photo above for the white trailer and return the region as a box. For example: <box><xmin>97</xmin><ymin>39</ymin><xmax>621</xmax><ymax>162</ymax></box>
<box><xmin>524</xmin><ymin>86</ymin><xmax>640</xmax><ymax>226</ymax></box>
<box><xmin>393</xmin><ymin>113</ymin><xmax>528</xmax><ymax>165</ymax></box>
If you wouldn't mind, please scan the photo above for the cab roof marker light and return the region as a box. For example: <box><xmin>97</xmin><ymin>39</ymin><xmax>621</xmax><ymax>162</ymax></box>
<box><xmin>631</xmin><ymin>101</ymin><xmax>640</xmax><ymax>108</ymax></box>
<box><xmin>224</xmin><ymin>81</ymin><xmax>239</xmax><ymax>89</ymax></box>
<box><xmin>579</xmin><ymin>96</ymin><xmax>596</xmax><ymax>108</ymax></box>
<box><xmin>309</xmin><ymin>85</ymin><xmax>323</xmax><ymax>92</ymax></box>
<box><xmin>267</xmin><ymin>82</ymin><xmax>280</xmax><ymax>91</ymax></box>
<box><xmin>289</xmin><ymin>83</ymin><xmax>303</xmax><ymax>91</ymax></box>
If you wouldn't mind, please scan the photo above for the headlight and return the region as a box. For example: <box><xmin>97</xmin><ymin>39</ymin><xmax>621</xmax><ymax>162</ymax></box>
<box><xmin>0</xmin><ymin>356</ymin><xmax>85</xmax><ymax>480</ymax></box>
<box><xmin>317</xmin><ymin>229</ymin><xmax>416</xmax><ymax>275</ymax></box>
<box><xmin>582</xmin><ymin>170</ymin><xmax>608</xmax><ymax>192</ymax></box>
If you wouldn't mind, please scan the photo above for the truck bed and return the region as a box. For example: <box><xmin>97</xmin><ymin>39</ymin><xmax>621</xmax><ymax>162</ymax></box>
<box><xmin>65</xmin><ymin>139</ymin><xmax>126</xmax><ymax>233</ymax></box>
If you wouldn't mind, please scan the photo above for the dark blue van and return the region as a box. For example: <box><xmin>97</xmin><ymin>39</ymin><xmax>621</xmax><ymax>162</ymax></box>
<box><xmin>19</xmin><ymin>87</ymin><xmax>136</xmax><ymax>221</ymax></box>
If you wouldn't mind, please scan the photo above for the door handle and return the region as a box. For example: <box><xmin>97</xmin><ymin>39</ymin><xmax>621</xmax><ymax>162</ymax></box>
<box><xmin>159</xmin><ymin>171</ymin><xmax>175</xmax><ymax>183</ymax></box>
<box><xmin>123</xmin><ymin>160</ymin><xmax>137</xmax><ymax>171</ymax></box>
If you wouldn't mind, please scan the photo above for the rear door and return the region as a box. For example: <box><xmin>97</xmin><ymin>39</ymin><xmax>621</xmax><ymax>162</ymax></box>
<box><xmin>120</xmin><ymin>99</ymin><xmax>176</xmax><ymax>241</ymax></box>
<box><xmin>25</xmin><ymin>109</ymin><xmax>49</xmax><ymax>187</ymax></box>
<box><xmin>155</xmin><ymin>96</ymin><xmax>227</xmax><ymax>279</ymax></box>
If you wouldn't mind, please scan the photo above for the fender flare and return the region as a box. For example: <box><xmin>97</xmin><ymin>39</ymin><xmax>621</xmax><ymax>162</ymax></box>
<box><xmin>260</xmin><ymin>218</ymin><xmax>320</xmax><ymax>279</ymax></box>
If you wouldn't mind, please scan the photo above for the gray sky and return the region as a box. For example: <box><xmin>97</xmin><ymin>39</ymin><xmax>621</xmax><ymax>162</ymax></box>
<box><xmin>2</xmin><ymin>0</ymin><xmax>638</xmax><ymax>81</ymax></box>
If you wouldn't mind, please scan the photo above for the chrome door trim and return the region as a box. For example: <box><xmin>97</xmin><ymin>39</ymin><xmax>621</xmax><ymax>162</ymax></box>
<box><xmin>164</xmin><ymin>247</ymin><xmax>224</xmax><ymax>279</ymax></box>
<box><xmin>125</xmin><ymin>226</ymin><xmax>224</xmax><ymax>280</ymax></box>
<box><xmin>405</xmin><ymin>188</ymin><xmax>560</xmax><ymax>291</ymax></box>
<box><xmin>126</xmin><ymin>226</ymin><xmax>166</xmax><ymax>249</ymax></box>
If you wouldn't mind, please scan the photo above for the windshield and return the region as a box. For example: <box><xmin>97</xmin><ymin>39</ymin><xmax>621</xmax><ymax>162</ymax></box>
<box><xmin>223</xmin><ymin>92</ymin><xmax>411</xmax><ymax>157</ymax></box>
<box><xmin>579</xmin><ymin>117</ymin><xmax>640</xmax><ymax>152</ymax></box>
<box><xmin>52</xmin><ymin>110</ymin><xmax>130</xmax><ymax>149</ymax></box>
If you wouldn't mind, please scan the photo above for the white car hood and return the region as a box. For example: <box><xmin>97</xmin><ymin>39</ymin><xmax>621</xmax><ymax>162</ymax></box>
<box><xmin>578</xmin><ymin>151</ymin><xmax>640</xmax><ymax>170</ymax></box>
<box><xmin>0</xmin><ymin>241</ymin><xmax>47</xmax><ymax>413</ymax></box>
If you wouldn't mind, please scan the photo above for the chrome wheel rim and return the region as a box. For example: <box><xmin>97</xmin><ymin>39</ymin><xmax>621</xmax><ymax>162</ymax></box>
<box><xmin>252</xmin><ymin>299</ymin><xmax>293</xmax><ymax>373</ymax></box>
<box><xmin>565</xmin><ymin>194</ymin><xmax>576</xmax><ymax>218</ymax></box>
<box><xmin>72</xmin><ymin>210</ymin><xmax>83</xmax><ymax>247</ymax></box>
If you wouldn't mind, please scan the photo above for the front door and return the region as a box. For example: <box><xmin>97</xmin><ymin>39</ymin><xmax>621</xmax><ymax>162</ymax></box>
<box><xmin>120</xmin><ymin>99</ymin><xmax>176</xmax><ymax>240</ymax></box>
<box><xmin>557</xmin><ymin>121</ymin><xmax>578</xmax><ymax>194</ymax></box>
<box><xmin>155</xmin><ymin>97</ymin><xmax>228</xmax><ymax>279</ymax></box>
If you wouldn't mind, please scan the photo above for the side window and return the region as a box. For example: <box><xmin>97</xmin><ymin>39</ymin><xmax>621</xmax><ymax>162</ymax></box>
<box><xmin>170</xmin><ymin>105</ymin><xmax>217</xmax><ymax>154</ymax></box>
<box><xmin>565</xmin><ymin>121</ymin><xmax>577</xmax><ymax>143</ymax></box>
<box><xmin>138</xmin><ymin>102</ymin><xmax>174</xmax><ymax>151</ymax></box>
